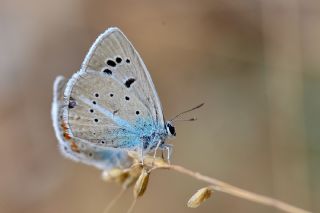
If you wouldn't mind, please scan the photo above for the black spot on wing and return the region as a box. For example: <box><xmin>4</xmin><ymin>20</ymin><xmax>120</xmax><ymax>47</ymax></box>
<box><xmin>103</xmin><ymin>68</ymin><xmax>112</xmax><ymax>75</ymax></box>
<box><xmin>125</xmin><ymin>78</ymin><xmax>136</xmax><ymax>88</ymax></box>
<box><xmin>116</xmin><ymin>57</ymin><xmax>122</xmax><ymax>63</ymax></box>
<box><xmin>68</xmin><ymin>97</ymin><xmax>76</xmax><ymax>109</ymax></box>
<box><xmin>106</xmin><ymin>59</ymin><xmax>116</xmax><ymax>67</ymax></box>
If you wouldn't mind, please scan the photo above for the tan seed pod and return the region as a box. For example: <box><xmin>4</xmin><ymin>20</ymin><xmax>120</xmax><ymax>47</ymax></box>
<box><xmin>102</xmin><ymin>169</ymin><xmax>120</xmax><ymax>182</ymax></box>
<box><xmin>144</xmin><ymin>155</ymin><xmax>168</xmax><ymax>167</ymax></box>
<box><xmin>122</xmin><ymin>164</ymin><xmax>143</xmax><ymax>189</ymax></box>
<box><xmin>187</xmin><ymin>187</ymin><xmax>212</xmax><ymax>208</ymax></box>
<box><xmin>101</xmin><ymin>169</ymin><xmax>128</xmax><ymax>184</ymax></box>
<box><xmin>133</xmin><ymin>168</ymin><xmax>150</xmax><ymax>198</ymax></box>
<box><xmin>127</xmin><ymin>151</ymin><xmax>168</xmax><ymax>167</ymax></box>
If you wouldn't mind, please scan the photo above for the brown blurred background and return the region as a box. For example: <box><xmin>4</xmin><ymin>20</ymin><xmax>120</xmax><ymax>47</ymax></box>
<box><xmin>0</xmin><ymin>0</ymin><xmax>319</xmax><ymax>212</ymax></box>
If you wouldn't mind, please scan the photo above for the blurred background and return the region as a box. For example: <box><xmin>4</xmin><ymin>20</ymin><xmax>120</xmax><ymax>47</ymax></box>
<box><xmin>0</xmin><ymin>0</ymin><xmax>319</xmax><ymax>212</ymax></box>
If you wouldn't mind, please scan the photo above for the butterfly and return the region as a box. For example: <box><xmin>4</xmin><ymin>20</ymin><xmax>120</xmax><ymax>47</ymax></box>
<box><xmin>51</xmin><ymin>27</ymin><xmax>178</xmax><ymax>170</ymax></box>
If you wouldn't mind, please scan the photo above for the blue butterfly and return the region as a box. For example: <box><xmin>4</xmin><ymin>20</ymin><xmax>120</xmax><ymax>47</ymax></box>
<box><xmin>52</xmin><ymin>27</ymin><xmax>202</xmax><ymax>170</ymax></box>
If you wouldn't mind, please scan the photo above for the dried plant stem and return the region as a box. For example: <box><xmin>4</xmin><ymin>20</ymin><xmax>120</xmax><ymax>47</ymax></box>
<box><xmin>126</xmin><ymin>198</ymin><xmax>137</xmax><ymax>213</ymax></box>
<box><xmin>150</xmin><ymin>164</ymin><xmax>311</xmax><ymax>213</ymax></box>
<box><xmin>103</xmin><ymin>188</ymin><xmax>126</xmax><ymax>213</ymax></box>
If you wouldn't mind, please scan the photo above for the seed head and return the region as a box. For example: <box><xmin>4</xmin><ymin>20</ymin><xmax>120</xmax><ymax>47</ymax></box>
<box><xmin>122</xmin><ymin>164</ymin><xmax>143</xmax><ymax>189</ymax></box>
<box><xmin>133</xmin><ymin>168</ymin><xmax>150</xmax><ymax>198</ymax></box>
<box><xmin>102</xmin><ymin>169</ymin><xmax>129</xmax><ymax>184</ymax></box>
<box><xmin>187</xmin><ymin>187</ymin><xmax>212</xmax><ymax>208</ymax></box>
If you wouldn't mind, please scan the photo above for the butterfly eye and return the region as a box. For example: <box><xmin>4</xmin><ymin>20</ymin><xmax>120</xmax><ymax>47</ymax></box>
<box><xmin>167</xmin><ymin>123</ymin><xmax>176</xmax><ymax>136</ymax></box>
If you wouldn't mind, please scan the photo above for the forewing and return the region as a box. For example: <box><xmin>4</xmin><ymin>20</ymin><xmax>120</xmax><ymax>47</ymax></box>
<box><xmin>82</xmin><ymin>27</ymin><xmax>164</xmax><ymax>125</ymax></box>
<box><xmin>63</xmin><ymin>28</ymin><xmax>164</xmax><ymax>149</ymax></box>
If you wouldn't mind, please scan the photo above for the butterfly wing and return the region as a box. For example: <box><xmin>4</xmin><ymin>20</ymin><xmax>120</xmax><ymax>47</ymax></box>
<box><xmin>82</xmin><ymin>27</ymin><xmax>164</xmax><ymax>124</ymax></box>
<box><xmin>52</xmin><ymin>76</ymin><xmax>132</xmax><ymax>170</ymax></box>
<box><xmin>63</xmin><ymin>28</ymin><xmax>165</xmax><ymax>151</ymax></box>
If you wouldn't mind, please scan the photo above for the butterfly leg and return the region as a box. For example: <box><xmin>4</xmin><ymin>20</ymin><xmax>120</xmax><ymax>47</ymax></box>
<box><xmin>163</xmin><ymin>144</ymin><xmax>173</xmax><ymax>164</ymax></box>
<box><xmin>140</xmin><ymin>142</ymin><xmax>144</xmax><ymax>165</ymax></box>
<box><xmin>152</xmin><ymin>140</ymin><xmax>162</xmax><ymax>166</ymax></box>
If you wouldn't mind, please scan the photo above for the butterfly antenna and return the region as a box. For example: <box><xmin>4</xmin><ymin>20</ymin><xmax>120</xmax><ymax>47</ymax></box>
<box><xmin>172</xmin><ymin>117</ymin><xmax>197</xmax><ymax>122</ymax></box>
<box><xmin>170</xmin><ymin>103</ymin><xmax>204</xmax><ymax>122</ymax></box>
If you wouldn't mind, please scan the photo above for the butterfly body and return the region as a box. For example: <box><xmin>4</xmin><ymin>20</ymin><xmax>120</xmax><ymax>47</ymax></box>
<box><xmin>52</xmin><ymin>27</ymin><xmax>175</xmax><ymax>170</ymax></box>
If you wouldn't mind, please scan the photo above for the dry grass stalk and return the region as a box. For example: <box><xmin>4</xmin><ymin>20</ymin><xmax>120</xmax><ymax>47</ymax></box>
<box><xmin>151</xmin><ymin>164</ymin><xmax>312</xmax><ymax>213</ymax></box>
<box><xmin>102</xmin><ymin>154</ymin><xmax>311</xmax><ymax>213</ymax></box>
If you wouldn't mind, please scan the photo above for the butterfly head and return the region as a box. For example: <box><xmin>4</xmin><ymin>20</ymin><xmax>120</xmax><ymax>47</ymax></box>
<box><xmin>166</xmin><ymin>121</ymin><xmax>176</xmax><ymax>137</ymax></box>
<box><xmin>165</xmin><ymin>103</ymin><xmax>204</xmax><ymax>139</ymax></box>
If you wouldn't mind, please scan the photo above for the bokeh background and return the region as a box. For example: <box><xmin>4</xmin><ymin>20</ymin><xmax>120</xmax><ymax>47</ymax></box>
<box><xmin>0</xmin><ymin>0</ymin><xmax>319</xmax><ymax>212</ymax></box>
